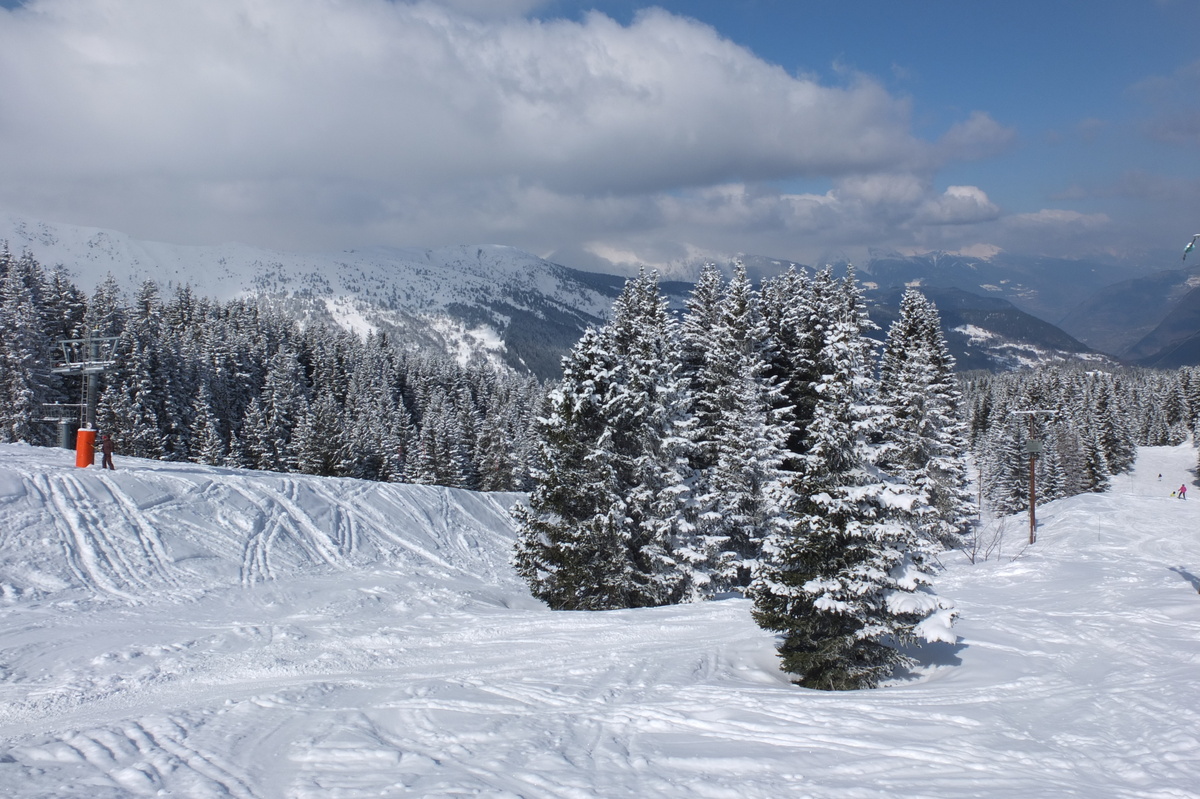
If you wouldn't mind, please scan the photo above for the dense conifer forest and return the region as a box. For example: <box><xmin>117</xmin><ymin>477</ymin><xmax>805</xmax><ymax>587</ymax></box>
<box><xmin>513</xmin><ymin>266</ymin><xmax>968</xmax><ymax>689</ymax></box>
<box><xmin>0</xmin><ymin>245</ymin><xmax>544</xmax><ymax>491</ymax></box>
<box><xmin>4</xmin><ymin>243</ymin><xmax>1197</xmax><ymax>689</ymax></box>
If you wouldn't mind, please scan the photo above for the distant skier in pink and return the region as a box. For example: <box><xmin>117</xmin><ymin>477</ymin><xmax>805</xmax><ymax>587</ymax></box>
<box><xmin>1178</xmin><ymin>484</ymin><xmax>1187</xmax><ymax>500</ymax></box>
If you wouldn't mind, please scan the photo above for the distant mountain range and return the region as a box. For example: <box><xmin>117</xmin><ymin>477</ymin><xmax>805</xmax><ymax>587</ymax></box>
<box><xmin>854</xmin><ymin>250</ymin><xmax>1200</xmax><ymax>369</ymax></box>
<box><xmin>1057</xmin><ymin>267</ymin><xmax>1200</xmax><ymax>368</ymax></box>
<box><xmin>1</xmin><ymin>213</ymin><xmax>1194</xmax><ymax>375</ymax></box>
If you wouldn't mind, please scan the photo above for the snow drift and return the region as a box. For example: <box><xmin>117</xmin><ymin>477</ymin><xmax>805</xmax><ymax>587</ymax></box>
<box><xmin>1</xmin><ymin>442</ymin><xmax>1199</xmax><ymax>797</ymax></box>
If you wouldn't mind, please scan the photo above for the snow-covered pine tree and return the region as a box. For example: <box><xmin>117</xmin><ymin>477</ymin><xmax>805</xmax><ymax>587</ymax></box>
<box><xmin>514</xmin><ymin>271</ymin><xmax>700</xmax><ymax>609</ymax></box>
<box><xmin>1050</xmin><ymin>423</ymin><xmax>1086</xmax><ymax>498</ymax></box>
<box><xmin>687</xmin><ymin>263</ymin><xmax>790</xmax><ymax>590</ymax></box>
<box><xmin>294</xmin><ymin>388</ymin><xmax>346</xmax><ymax>476</ymax></box>
<box><xmin>474</xmin><ymin>374</ymin><xmax>541</xmax><ymax>492</ymax></box>
<box><xmin>189</xmin><ymin>377</ymin><xmax>227</xmax><ymax>466</ymax></box>
<box><xmin>453</xmin><ymin>383</ymin><xmax>482</xmax><ymax>489</ymax></box>
<box><xmin>512</xmin><ymin>327</ymin><xmax>633</xmax><ymax>609</ymax></box>
<box><xmin>1035</xmin><ymin>422</ymin><xmax>1068</xmax><ymax>504</ymax></box>
<box><xmin>1160</xmin><ymin>375</ymin><xmax>1190</xmax><ymax>444</ymax></box>
<box><xmin>979</xmin><ymin>419</ymin><xmax>1031</xmax><ymax>515</ymax></box>
<box><xmin>1076</xmin><ymin>424</ymin><xmax>1112</xmax><ymax>493</ymax></box>
<box><xmin>339</xmin><ymin>334</ymin><xmax>396</xmax><ymax>481</ymax></box>
<box><xmin>751</xmin><ymin>269</ymin><xmax>950</xmax><ymax>690</ymax></box>
<box><xmin>42</xmin><ymin>268</ymin><xmax>87</xmax><ymax>345</ymax></box>
<box><xmin>598</xmin><ymin>270</ymin><xmax>702</xmax><ymax>603</ymax></box>
<box><xmin>82</xmin><ymin>274</ymin><xmax>126</xmax><ymax>340</ymax></box>
<box><xmin>703</xmin><ymin>352</ymin><xmax>791</xmax><ymax>590</ymax></box>
<box><xmin>759</xmin><ymin>267</ymin><xmax>822</xmax><ymax>471</ymax></box>
<box><xmin>1090</xmin><ymin>374</ymin><xmax>1137</xmax><ymax>474</ymax></box>
<box><xmin>876</xmin><ymin>289</ymin><xmax>973</xmax><ymax>549</ymax></box>
<box><xmin>156</xmin><ymin>335</ymin><xmax>195</xmax><ymax>463</ymax></box>
<box><xmin>432</xmin><ymin>394</ymin><xmax>470</xmax><ymax>488</ymax></box>
<box><xmin>101</xmin><ymin>281</ymin><xmax>168</xmax><ymax>459</ymax></box>
<box><xmin>679</xmin><ymin>262</ymin><xmax>727</xmax><ymax>475</ymax></box>
<box><xmin>0</xmin><ymin>250</ymin><xmax>56</xmax><ymax>444</ymax></box>
<box><xmin>245</xmin><ymin>348</ymin><xmax>309</xmax><ymax>472</ymax></box>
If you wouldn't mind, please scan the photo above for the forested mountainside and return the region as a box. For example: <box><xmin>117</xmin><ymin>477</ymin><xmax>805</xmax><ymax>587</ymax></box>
<box><xmin>0</xmin><ymin>247</ymin><xmax>546</xmax><ymax>491</ymax></box>
<box><xmin>0</xmin><ymin>215</ymin><xmax>1136</xmax><ymax>375</ymax></box>
<box><xmin>1</xmin><ymin>245</ymin><xmax>1196</xmax><ymax>504</ymax></box>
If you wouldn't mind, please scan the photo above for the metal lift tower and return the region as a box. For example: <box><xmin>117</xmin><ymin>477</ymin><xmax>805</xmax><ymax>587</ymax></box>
<box><xmin>44</xmin><ymin>332</ymin><xmax>119</xmax><ymax>467</ymax></box>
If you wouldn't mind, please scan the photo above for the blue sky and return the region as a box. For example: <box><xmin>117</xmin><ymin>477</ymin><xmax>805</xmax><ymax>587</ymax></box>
<box><xmin>0</xmin><ymin>0</ymin><xmax>1197</xmax><ymax>273</ymax></box>
<box><xmin>566</xmin><ymin>0</ymin><xmax>1200</xmax><ymax>256</ymax></box>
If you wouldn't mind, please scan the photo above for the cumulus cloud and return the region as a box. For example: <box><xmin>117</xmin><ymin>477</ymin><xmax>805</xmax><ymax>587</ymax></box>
<box><xmin>914</xmin><ymin>185</ymin><xmax>1000</xmax><ymax>225</ymax></box>
<box><xmin>1007</xmin><ymin>209</ymin><xmax>1110</xmax><ymax>229</ymax></box>
<box><xmin>430</xmin><ymin>0</ymin><xmax>555</xmax><ymax>19</ymax></box>
<box><xmin>1131</xmin><ymin>59</ymin><xmax>1200</xmax><ymax>148</ymax></box>
<box><xmin>0</xmin><ymin>0</ymin><xmax>1031</xmax><ymax>264</ymax></box>
<box><xmin>971</xmin><ymin>208</ymin><xmax>1115</xmax><ymax>258</ymax></box>
<box><xmin>0</xmin><ymin>3</ymin><xmax>920</xmax><ymax>187</ymax></box>
<box><xmin>937</xmin><ymin>111</ymin><xmax>1017</xmax><ymax>162</ymax></box>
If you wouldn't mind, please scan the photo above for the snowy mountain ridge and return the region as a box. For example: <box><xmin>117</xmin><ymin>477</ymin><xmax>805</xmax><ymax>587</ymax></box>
<box><xmin>1</xmin><ymin>442</ymin><xmax>1199</xmax><ymax>796</ymax></box>
<box><xmin>2</xmin><ymin>212</ymin><xmax>1118</xmax><ymax>375</ymax></box>
<box><xmin>0</xmin><ymin>213</ymin><xmax>620</xmax><ymax>377</ymax></box>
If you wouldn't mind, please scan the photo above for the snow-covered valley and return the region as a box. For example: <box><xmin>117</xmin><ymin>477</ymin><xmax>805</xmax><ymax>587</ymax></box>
<box><xmin>1</xmin><ymin>442</ymin><xmax>1198</xmax><ymax>798</ymax></box>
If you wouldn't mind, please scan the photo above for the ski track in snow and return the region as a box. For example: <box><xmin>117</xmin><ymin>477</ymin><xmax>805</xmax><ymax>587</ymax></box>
<box><xmin>1</xmin><ymin>443</ymin><xmax>1199</xmax><ymax>797</ymax></box>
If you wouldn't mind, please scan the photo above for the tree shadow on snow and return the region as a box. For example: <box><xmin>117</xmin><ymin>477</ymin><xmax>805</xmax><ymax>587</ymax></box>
<box><xmin>885</xmin><ymin>638</ymin><xmax>967</xmax><ymax>685</ymax></box>
<box><xmin>1168</xmin><ymin>566</ymin><xmax>1200</xmax><ymax>593</ymax></box>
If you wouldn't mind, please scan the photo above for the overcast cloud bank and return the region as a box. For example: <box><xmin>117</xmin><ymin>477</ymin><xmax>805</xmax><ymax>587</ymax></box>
<box><xmin>0</xmin><ymin>0</ymin><xmax>1186</xmax><ymax>270</ymax></box>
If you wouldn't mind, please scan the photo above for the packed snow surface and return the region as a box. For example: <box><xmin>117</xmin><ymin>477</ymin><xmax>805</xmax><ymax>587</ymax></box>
<box><xmin>1</xmin><ymin>443</ymin><xmax>1198</xmax><ymax>797</ymax></box>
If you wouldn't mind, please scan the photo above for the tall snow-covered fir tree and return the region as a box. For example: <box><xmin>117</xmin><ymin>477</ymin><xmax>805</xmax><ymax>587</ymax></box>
<box><xmin>513</xmin><ymin>271</ymin><xmax>704</xmax><ymax>609</ymax></box>
<box><xmin>511</xmin><ymin>327</ymin><xmax>633</xmax><ymax>609</ymax></box>
<box><xmin>244</xmin><ymin>348</ymin><xmax>310</xmax><ymax>472</ymax></box>
<box><xmin>1087</xmin><ymin>373</ymin><xmax>1137</xmax><ymax>475</ymax></box>
<box><xmin>876</xmin><ymin>289</ymin><xmax>974</xmax><ymax>549</ymax></box>
<box><xmin>0</xmin><ymin>249</ymin><xmax>57</xmax><ymax>445</ymax></box>
<box><xmin>189</xmin><ymin>376</ymin><xmax>227</xmax><ymax>466</ymax></box>
<box><xmin>751</xmin><ymin>270</ymin><xmax>952</xmax><ymax>691</ymax></box>
<box><xmin>758</xmin><ymin>267</ymin><xmax>826</xmax><ymax>473</ymax></box>
<box><xmin>679</xmin><ymin>262</ymin><xmax>727</xmax><ymax>475</ymax></box>
<box><xmin>682</xmin><ymin>263</ymin><xmax>790</xmax><ymax>590</ymax></box>
<box><xmin>100</xmin><ymin>281</ymin><xmax>168</xmax><ymax>460</ymax></box>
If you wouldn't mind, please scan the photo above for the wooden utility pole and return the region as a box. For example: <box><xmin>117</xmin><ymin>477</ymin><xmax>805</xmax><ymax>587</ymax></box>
<box><xmin>1011</xmin><ymin>409</ymin><xmax>1055</xmax><ymax>545</ymax></box>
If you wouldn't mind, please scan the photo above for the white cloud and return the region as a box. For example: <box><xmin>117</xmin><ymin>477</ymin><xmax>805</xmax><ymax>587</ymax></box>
<box><xmin>834</xmin><ymin>174</ymin><xmax>927</xmax><ymax>207</ymax></box>
<box><xmin>0</xmin><ymin>0</ymin><xmax>1054</xmax><ymax>264</ymax></box>
<box><xmin>936</xmin><ymin>111</ymin><xmax>1017</xmax><ymax>162</ymax></box>
<box><xmin>1007</xmin><ymin>209</ymin><xmax>1110</xmax><ymax>229</ymax></box>
<box><xmin>915</xmin><ymin>185</ymin><xmax>1000</xmax><ymax>225</ymax></box>
<box><xmin>1131</xmin><ymin>59</ymin><xmax>1200</xmax><ymax>148</ymax></box>
<box><xmin>427</xmin><ymin>0</ymin><xmax>555</xmax><ymax>19</ymax></box>
<box><xmin>949</xmin><ymin>243</ymin><xmax>1002</xmax><ymax>259</ymax></box>
<box><xmin>0</xmin><ymin>2</ymin><xmax>922</xmax><ymax>190</ymax></box>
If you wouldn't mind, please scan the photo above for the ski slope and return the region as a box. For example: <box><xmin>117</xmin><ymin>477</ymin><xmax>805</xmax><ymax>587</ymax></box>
<box><xmin>0</xmin><ymin>442</ymin><xmax>1198</xmax><ymax>798</ymax></box>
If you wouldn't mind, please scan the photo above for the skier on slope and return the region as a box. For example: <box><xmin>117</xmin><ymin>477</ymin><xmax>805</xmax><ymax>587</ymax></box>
<box><xmin>100</xmin><ymin>434</ymin><xmax>115</xmax><ymax>471</ymax></box>
<box><xmin>1178</xmin><ymin>484</ymin><xmax>1187</xmax><ymax>500</ymax></box>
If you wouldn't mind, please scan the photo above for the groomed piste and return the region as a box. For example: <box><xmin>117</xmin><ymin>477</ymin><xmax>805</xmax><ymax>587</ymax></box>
<box><xmin>0</xmin><ymin>442</ymin><xmax>1198</xmax><ymax>797</ymax></box>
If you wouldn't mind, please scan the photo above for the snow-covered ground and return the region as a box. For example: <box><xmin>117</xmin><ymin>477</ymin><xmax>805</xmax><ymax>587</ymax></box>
<box><xmin>1</xmin><ymin>443</ymin><xmax>1198</xmax><ymax>798</ymax></box>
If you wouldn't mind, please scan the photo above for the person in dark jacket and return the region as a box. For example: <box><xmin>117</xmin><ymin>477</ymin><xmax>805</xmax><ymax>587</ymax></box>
<box><xmin>100</xmin><ymin>433</ymin><xmax>115</xmax><ymax>470</ymax></box>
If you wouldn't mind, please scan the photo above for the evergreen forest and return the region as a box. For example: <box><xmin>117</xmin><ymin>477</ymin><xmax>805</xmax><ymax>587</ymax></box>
<box><xmin>0</xmin><ymin>246</ymin><xmax>545</xmax><ymax>491</ymax></box>
<box><xmin>3</xmin><ymin>244</ymin><xmax>1198</xmax><ymax>689</ymax></box>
